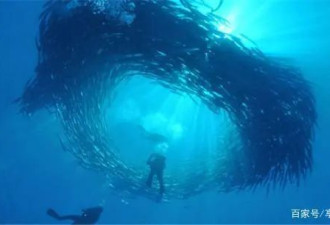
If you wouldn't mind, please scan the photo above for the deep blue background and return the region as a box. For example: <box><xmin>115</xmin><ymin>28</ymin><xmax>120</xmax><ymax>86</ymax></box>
<box><xmin>1</xmin><ymin>0</ymin><xmax>330</xmax><ymax>224</ymax></box>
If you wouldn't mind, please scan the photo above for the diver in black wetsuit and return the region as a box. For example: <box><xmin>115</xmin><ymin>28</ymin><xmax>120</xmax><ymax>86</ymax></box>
<box><xmin>47</xmin><ymin>206</ymin><xmax>103</xmax><ymax>224</ymax></box>
<box><xmin>146</xmin><ymin>152</ymin><xmax>166</xmax><ymax>194</ymax></box>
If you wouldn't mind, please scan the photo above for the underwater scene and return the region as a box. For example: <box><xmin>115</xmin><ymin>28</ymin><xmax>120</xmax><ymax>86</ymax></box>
<box><xmin>0</xmin><ymin>0</ymin><xmax>330</xmax><ymax>224</ymax></box>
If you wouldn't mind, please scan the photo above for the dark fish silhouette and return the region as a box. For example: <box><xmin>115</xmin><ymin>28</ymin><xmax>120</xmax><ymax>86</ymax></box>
<box><xmin>47</xmin><ymin>206</ymin><xmax>103</xmax><ymax>224</ymax></box>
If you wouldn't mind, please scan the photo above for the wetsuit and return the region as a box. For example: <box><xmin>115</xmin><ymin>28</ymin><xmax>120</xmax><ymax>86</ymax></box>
<box><xmin>47</xmin><ymin>207</ymin><xmax>103</xmax><ymax>224</ymax></box>
<box><xmin>146</xmin><ymin>153</ymin><xmax>166</xmax><ymax>194</ymax></box>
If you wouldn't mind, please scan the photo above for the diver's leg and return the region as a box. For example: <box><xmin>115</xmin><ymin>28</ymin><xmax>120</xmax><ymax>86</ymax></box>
<box><xmin>146</xmin><ymin>169</ymin><xmax>155</xmax><ymax>187</ymax></box>
<box><xmin>47</xmin><ymin>209</ymin><xmax>80</xmax><ymax>221</ymax></box>
<box><xmin>56</xmin><ymin>215</ymin><xmax>81</xmax><ymax>221</ymax></box>
<box><xmin>156</xmin><ymin>170</ymin><xmax>164</xmax><ymax>194</ymax></box>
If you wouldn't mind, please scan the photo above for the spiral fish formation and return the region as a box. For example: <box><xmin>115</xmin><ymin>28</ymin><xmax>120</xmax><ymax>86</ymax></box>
<box><xmin>17</xmin><ymin>0</ymin><xmax>316</xmax><ymax>199</ymax></box>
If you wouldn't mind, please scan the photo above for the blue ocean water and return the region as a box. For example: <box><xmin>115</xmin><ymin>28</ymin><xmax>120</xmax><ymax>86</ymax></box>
<box><xmin>0</xmin><ymin>0</ymin><xmax>330</xmax><ymax>224</ymax></box>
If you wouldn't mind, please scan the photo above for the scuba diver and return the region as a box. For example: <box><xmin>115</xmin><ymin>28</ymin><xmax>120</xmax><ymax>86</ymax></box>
<box><xmin>146</xmin><ymin>142</ymin><xmax>168</xmax><ymax>194</ymax></box>
<box><xmin>47</xmin><ymin>206</ymin><xmax>103</xmax><ymax>224</ymax></box>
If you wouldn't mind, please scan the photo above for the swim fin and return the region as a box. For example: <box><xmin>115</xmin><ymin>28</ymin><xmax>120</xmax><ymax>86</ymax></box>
<box><xmin>47</xmin><ymin>208</ymin><xmax>60</xmax><ymax>219</ymax></box>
